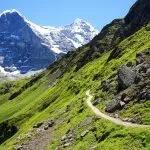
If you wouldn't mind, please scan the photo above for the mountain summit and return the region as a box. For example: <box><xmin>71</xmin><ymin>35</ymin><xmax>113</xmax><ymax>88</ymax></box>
<box><xmin>0</xmin><ymin>10</ymin><xmax>98</xmax><ymax>75</ymax></box>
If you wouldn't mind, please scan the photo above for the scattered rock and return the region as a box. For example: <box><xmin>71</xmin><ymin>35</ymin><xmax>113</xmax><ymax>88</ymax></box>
<box><xmin>66</xmin><ymin>129</ymin><xmax>72</xmax><ymax>134</ymax></box>
<box><xmin>126</xmin><ymin>61</ymin><xmax>133</xmax><ymax>67</ymax></box>
<box><xmin>33</xmin><ymin>122</ymin><xmax>43</xmax><ymax>128</ymax></box>
<box><xmin>146</xmin><ymin>68</ymin><xmax>150</xmax><ymax>77</ymax></box>
<box><xmin>90</xmin><ymin>126</ymin><xmax>97</xmax><ymax>132</ymax></box>
<box><xmin>15</xmin><ymin>145</ymin><xmax>23</xmax><ymax>150</ymax></box>
<box><xmin>123</xmin><ymin>117</ymin><xmax>143</xmax><ymax>124</ymax></box>
<box><xmin>145</xmin><ymin>90</ymin><xmax>150</xmax><ymax>100</ymax></box>
<box><xmin>124</xmin><ymin>96</ymin><xmax>132</xmax><ymax>103</ymax></box>
<box><xmin>26</xmin><ymin>133</ymin><xmax>32</xmax><ymax>139</ymax></box>
<box><xmin>120</xmin><ymin>101</ymin><xmax>126</xmax><ymax>107</ymax></box>
<box><xmin>44</xmin><ymin>125</ymin><xmax>49</xmax><ymax>130</ymax></box>
<box><xmin>140</xmin><ymin>89</ymin><xmax>150</xmax><ymax>100</ymax></box>
<box><xmin>81</xmin><ymin>130</ymin><xmax>89</xmax><ymax>138</ymax></box>
<box><xmin>55</xmin><ymin>147</ymin><xmax>60</xmax><ymax>150</ymax></box>
<box><xmin>68</xmin><ymin>133</ymin><xmax>73</xmax><ymax>139</ymax></box>
<box><xmin>114</xmin><ymin>113</ymin><xmax>119</xmax><ymax>118</ymax></box>
<box><xmin>48</xmin><ymin>120</ymin><xmax>54</xmax><ymax>127</ymax></box>
<box><xmin>89</xmin><ymin>146</ymin><xmax>97</xmax><ymax>150</ymax></box>
<box><xmin>63</xmin><ymin>142</ymin><xmax>71</xmax><ymax>147</ymax></box>
<box><xmin>136</xmin><ymin>53</ymin><xmax>144</xmax><ymax>65</ymax></box>
<box><xmin>101</xmin><ymin>81</ymin><xmax>109</xmax><ymax>91</ymax></box>
<box><xmin>120</xmin><ymin>93</ymin><xmax>127</xmax><ymax>101</ymax></box>
<box><xmin>60</xmin><ymin>129</ymin><xmax>74</xmax><ymax>147</ymax></box>
<box><xmin>80</xmin><ymin>116</ymin><xmax>94</xmax><ymax>127</ymax></box>
<box><xmin>61</xmin><ymin>135</ymin><xmax>67</xmax><ymax>141</ymax></box>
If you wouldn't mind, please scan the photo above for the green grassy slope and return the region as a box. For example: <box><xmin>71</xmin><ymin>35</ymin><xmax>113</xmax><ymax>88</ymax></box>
<box><xmin>0</xmin><ymin>25</ymin><xmax>150</xmax><ymax>150</ymax></box>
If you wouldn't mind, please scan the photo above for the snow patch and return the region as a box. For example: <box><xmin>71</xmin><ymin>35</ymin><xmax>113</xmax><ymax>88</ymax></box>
<box><xmin>0</xmin><ymin>66</ymin><xmax>20</xmax><ymax>76</ymax></box>
<box><xmin>75</xmin><ymin>34</ymin><xmax>84</xmax><ymax>43</ymax></box>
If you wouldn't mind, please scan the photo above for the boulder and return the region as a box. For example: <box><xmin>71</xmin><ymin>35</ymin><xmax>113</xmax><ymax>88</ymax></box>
<box><xmin>118</xmin><ymin>65</ymin><xmax>136</xmax><ymax>90</ymax></box>
<box><xmin>105</xmin><ymin>99</ymin><xmax>121</xmax><ymax>113</ymax></box>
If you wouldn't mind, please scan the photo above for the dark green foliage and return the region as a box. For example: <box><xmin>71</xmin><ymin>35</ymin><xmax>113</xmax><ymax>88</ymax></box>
<box><xmin>0</xmin><ymin>83</ymin><xmax>14</xmax><ymax>95</ymax></box>
<box><xmin>0</xmin><ymin>121</ymin><xmax>18</xmax><ymax>144</ymax></box>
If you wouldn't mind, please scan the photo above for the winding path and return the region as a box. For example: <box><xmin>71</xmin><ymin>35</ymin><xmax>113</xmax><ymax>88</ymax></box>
<box><xmin>86</xmin><ymin>90</ymin><xmax>150</xmax><ymax>128</ymax></box>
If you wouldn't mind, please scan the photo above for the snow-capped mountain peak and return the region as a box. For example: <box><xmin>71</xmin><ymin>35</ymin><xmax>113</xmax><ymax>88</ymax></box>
<box><xmin>0</xmin><ymin>9</ymin><xmax>20</xmax><ymax>16</ymax></box>
<box><xmin>0</xmin><ymin>9</ymin><xmax>25</xmax><ymax>21</ymax></box>
<box><xmin>24</xmin><ymin>17</ymin><xmax>98</xmax><ymax>54</ymax></box>
<box><xmin>0</xmin><ymin>9</ymin><xmax>98</xmax><ymax>76</ymax></box>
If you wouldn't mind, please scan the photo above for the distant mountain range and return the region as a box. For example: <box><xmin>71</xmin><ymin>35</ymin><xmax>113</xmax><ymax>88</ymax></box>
<box><xmin>0</xmin><ymin>9</ymin><xmax>98</xmax><ymax>76</ymax></box>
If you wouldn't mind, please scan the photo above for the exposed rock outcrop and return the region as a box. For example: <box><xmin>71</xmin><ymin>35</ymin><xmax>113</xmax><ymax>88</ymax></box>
<box><xmin>118</xmin><ymin>65</ymin><xmax>136</xmax><ymax>90</ymax></box>
<box><xmin>106</xmin><ymin>49</ymin><xmax>150</xmax><ymax>113</ymax></box>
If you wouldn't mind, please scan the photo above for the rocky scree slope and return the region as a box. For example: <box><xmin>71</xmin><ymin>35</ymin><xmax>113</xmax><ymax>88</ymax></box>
<box><xmin>0</xmin><ymin>10</ymin><xmax>98</xmax><ymax>75</ymax></box>
<box><xmin>105</xmin><ymin>50</ymin><xmax>150</xmax><ymax>124</ymax></box>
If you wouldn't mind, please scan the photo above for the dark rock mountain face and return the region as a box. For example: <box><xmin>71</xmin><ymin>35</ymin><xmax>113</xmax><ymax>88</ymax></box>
<box><xmin>90</xmin><ymin>19</ymin><xmax>124</xmax><ymax>52</ymax></box>
<box><xmin>88</xmin><ymin>0</ymin><xmax>150</xmax><ymax>62</ymax></box>
<box><xmin>124</xmin><ymin>0</ymin><xmax>150</xmax><ymax>32</ymax></box>
<box><xmin>111</xmin><ymin>0</ymin><xmax>150</xmax><ymax>47</ymax></box>
<box><xmin>0</xmin><ymin>11</ymin><xmax>56</xmax><ymax>74</ymax></box>
<box><xmin>109</xmin><ymin>0</ymin><xmax>150</xmax><ymax>60</ymax></box>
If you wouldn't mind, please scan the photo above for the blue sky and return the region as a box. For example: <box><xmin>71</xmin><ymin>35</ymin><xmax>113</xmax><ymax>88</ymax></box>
<box><xmin>0</xmin><ymin>0</ymin><xmax>136</xmax><ymax>30</ymax></box>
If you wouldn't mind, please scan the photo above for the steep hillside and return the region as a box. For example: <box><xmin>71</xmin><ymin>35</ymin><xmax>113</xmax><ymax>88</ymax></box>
<box><xmin>0</xmin><ymin>0</ymin><xmax>150</xmax><ymax>150</ymax></box>
<box><xmin>77</xmin><ymin>0</ymin><xmax>150</xmax><ymax>69</ymax></box>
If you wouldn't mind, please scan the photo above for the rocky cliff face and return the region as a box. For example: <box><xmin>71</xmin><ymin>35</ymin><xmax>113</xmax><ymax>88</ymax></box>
<box><xmin>109</xmin><ymin>0</ymin><xmax>150</xmax><ymax>60</ymax></box>
<box><xmin>0</xmin><ymin>10</ymin><xmax>98</xmax><ymax>75</ymax></box>
<box><xmin>0</xmin><ymin>10</ymin><xmax>57</xmax><ymax>74</ymax></box>
<box><xmin>89</xmin><ymin>0</ymin><xmax>150</xmax><ymax>62</ymax></box>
